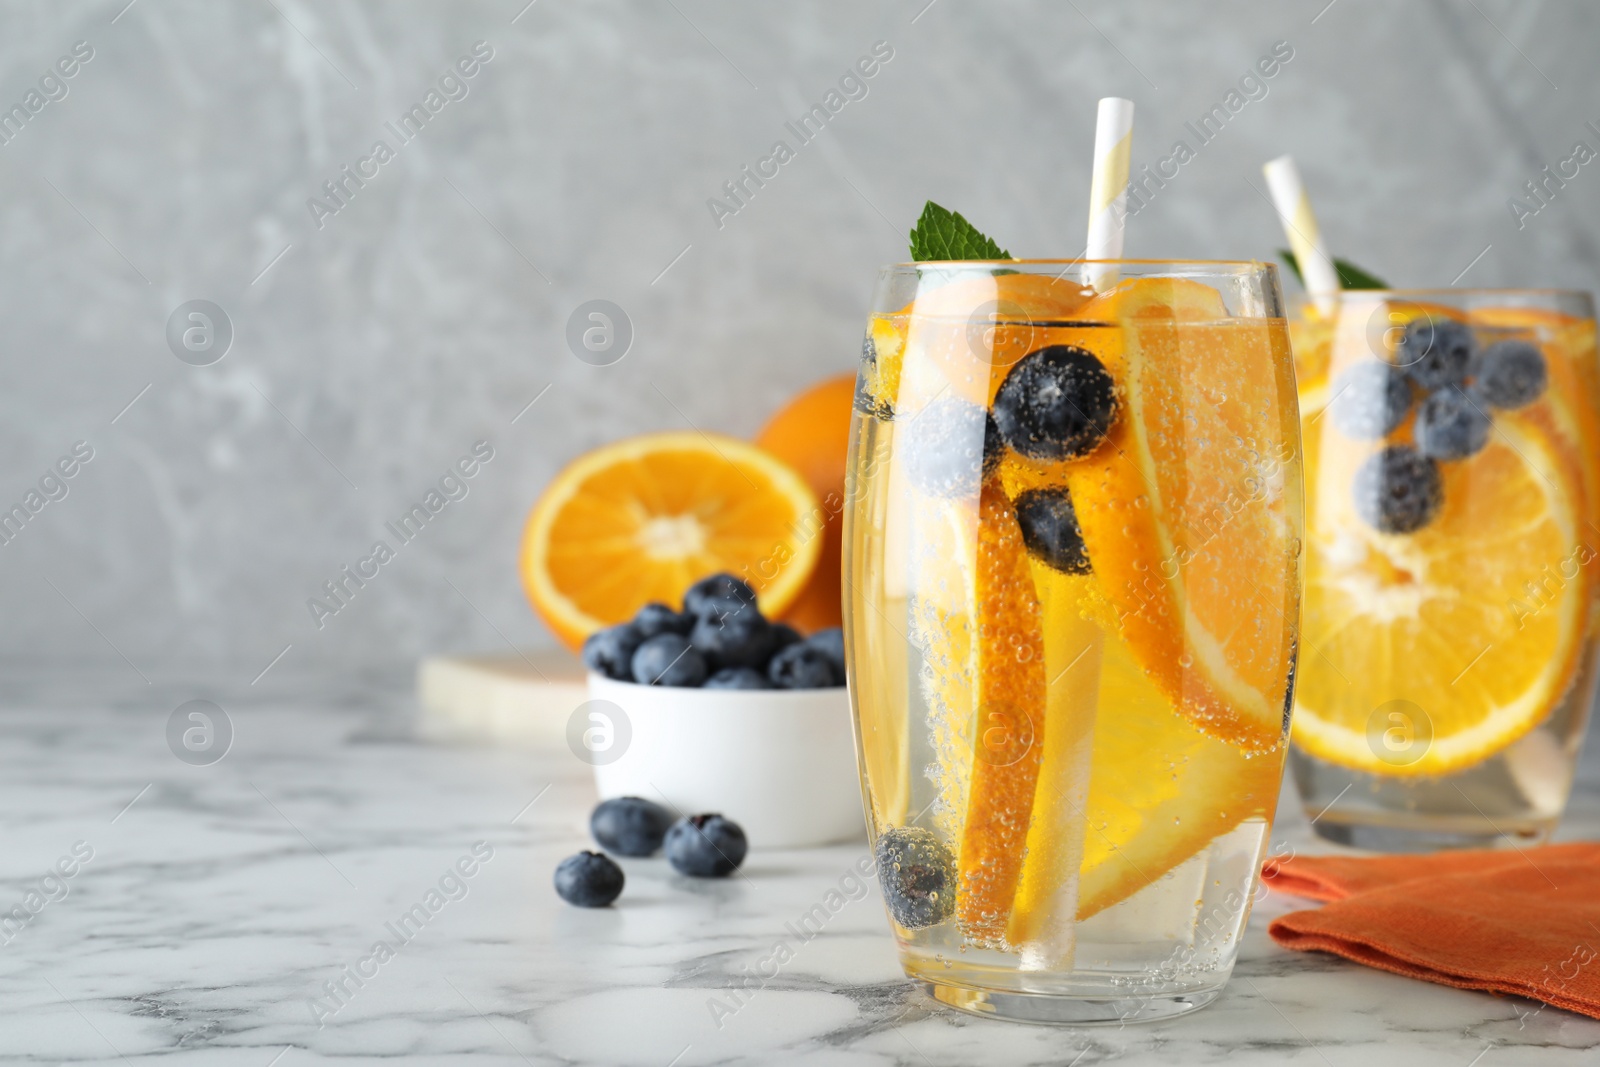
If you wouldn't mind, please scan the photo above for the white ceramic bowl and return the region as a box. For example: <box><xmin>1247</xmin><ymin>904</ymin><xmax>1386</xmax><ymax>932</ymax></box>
<box><xmin>586</xmin><ymin>674</ymin><xmax>864</xmax><ymax>848</ymax></box>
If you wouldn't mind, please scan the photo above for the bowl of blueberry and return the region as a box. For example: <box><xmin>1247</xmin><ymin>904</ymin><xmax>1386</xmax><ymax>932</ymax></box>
<box><xmin>580</xmin><ymin>573</ymin><xmax>862</xmax><ymax>848</ymax></box>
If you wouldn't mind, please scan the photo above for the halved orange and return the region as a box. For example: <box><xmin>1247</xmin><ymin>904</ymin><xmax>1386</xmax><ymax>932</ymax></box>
<box><xmin>756</xmin><ymin>374</ymin><xmax>857</xmax><ymax>633</ymax></box>
<box><xmin>1062</xmin><ymin>278</ymin><xmax>1302</xmax><ymax>752</ymax></box>
<box><xmin>1294</xmin><ymin>412</ymin><xmax>1588</xmax><ymax>775</ymax></box>
<box><xmin>520</xmin><ymin>432</ymin><xmax>822</xmax><ymax>651</ymax></box>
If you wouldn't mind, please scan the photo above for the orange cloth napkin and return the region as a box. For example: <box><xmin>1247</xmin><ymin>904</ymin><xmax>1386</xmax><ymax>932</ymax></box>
<box><xmin>1261</xmin><ymin>843</ymin><xmax>1600</xmax><ymax>1019</ymax></box>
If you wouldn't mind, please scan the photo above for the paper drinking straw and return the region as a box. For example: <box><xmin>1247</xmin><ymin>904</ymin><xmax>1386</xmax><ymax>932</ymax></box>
<box><xmin>1263</xmin><ymin>155</ymin><xmax>1340</xmax><ymax>314</ymax></box>
<box><xmin>1084</xmin><ymin>96</ymin><xmax>1135</xmax><ymax>289</ymax></box>
<box><xmin>1012</xmin><ymin>98</ymin><xmax>1136</xmax><ymax>975</ymax></box>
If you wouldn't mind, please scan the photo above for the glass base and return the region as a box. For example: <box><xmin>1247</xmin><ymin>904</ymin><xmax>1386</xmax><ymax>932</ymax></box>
<box><xmin>917</xmin><ymin>979</ymin><xmax>1224</xmax><ymax>1025</ymax></box>
<box><xmin>1308</xmin><ymin>811</ymin><xmax>1553</xmax><ymax>852</ymax></box>
<box><xmin>1290</xmin><ymin>743</ymin><xmax>1572</xmax><ymax>853</ymax></box>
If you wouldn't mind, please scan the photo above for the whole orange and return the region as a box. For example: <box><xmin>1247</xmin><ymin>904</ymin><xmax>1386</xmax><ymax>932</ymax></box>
<box><xmin>755</xmin><ymin>374</ymin><xmax>857</xmax><ymax>633</ymax></box>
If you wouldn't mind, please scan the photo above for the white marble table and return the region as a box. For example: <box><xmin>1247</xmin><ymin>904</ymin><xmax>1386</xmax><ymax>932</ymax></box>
<box><xmin>2</xmin><ymin>679</ymin><xmax>1598</xmax><ymax>1065</ymax></box>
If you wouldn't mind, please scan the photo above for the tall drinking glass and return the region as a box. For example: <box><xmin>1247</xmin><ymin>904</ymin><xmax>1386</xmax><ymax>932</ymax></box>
<box><xmin>1288</xmin><ymin>290</ymin><xmax>1600</xmax><ymax>849</ymax></box>
<box><xmin>843</xmin><ymin>261</ymin><xmax>1302</xmax><ymax>1023</ymax></box>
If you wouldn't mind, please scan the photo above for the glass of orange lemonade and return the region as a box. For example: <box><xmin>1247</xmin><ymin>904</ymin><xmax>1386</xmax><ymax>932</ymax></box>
<box><xmin>1288</xmin><ymin>289</ymin><xmax>1600</xmax><ymax>849</ymax></box>
<box><xmin>843</xmin><ymin>260</ymin><xmax>1301</xmax><ymax>1023</ymax></box>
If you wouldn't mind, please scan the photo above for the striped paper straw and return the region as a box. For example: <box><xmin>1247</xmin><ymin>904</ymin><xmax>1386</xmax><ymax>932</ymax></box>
<box><xmin>1263</xmin><ymin>155</ymin><xmax>1340</xmax><ymax>314</ymax></box>
<box><xmin>1084</xmin><ymin>97</ymin><xmax>1135</xmax><ymax>289</ymax></box>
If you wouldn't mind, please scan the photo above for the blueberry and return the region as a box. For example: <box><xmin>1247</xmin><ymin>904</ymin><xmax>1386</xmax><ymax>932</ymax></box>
<box><xmin>770</xmin><ymin>622</ymin><xmax>803</xmax><ymax>651</ymax></box>
<box><xmin>1328</xmin><ymin>361</ymin><xmax>1412</xmax><ymax>440</ymax></box>
<box><xmin>768</xmin><ymin>643</ymin><xmax>837</xmax><ymax>689</ymax></box>
<box><xmin>581</xmin><ymin>624</ymin><xmax>644</xmax><ymax>681</ymax></box>
<box><xmin>993</xmin><ymin>344</ymin><xmax>1117</xmax><ymax>461</ymax></box>
<box><xmin>704</xmin><ymin>667</ymin><xmax>771</xmax><ymax>689</ymax></box>
<box><xmin>1352</xmin><ymin>445</ymin><xmax>1443</xmax><ymax>534</ymax></box>
<box><xmin>1414</xmin><ymin>386</ymin><xmax>1492</xmax><ymax>460</ymax></box>
<box><xmin>630</xmin><ymin>633</ymin><xmax>709</xmax><ymax>687</ymax></box>
<box><xmin>590</xmin><ymin>796</ymin><xmax>673</xmax><ymax>857</ymax></box>
<box><xmin>696</xmin><ymin>594</ymin><xmax>758</xmax><ymax>624</ymax></box>
<box><xmin>554</xmin><ymin>851</ymin><xmax>624</xmax><ymax>907</ymax></box>
<box><xmin>1395</xmin><ymin>317</ymin><xmax>1474</xmax><ymax>391</ymax></box>
<box><xmin>902</xmin><ymin>397</ymin><xmax>1001</xmax><ymax>498</ymax></box>
<box><xmin>1013</xmin><ymin>487</ymin><xmax>1091</xmax><ymax>574</ymax></box>
<box><xmin>690</xmin><ymin>608</ymin><xmax>774</xmax><ymax>670</ymax></box>
<box><xmin>1475</xmin><ymin>340</ymin><xmax>1547</xmax><ymax>409</ymax></box>
<box><xmin>855</xmin><ymin>334</ymin><xmax>894</xmax><ymax>420</ymax></box>
<box><xmin>685</xmin><ymin>573</ymin><xmax>758</xmax><ymax>617</ymax></box>
<box><xmin>633</xmin><ymin>602</ymin><xmax>693</xmax><ymax>639</ymax></box>
<box><xmin>874</xmin><ymin>827</ymin><xmax>956</xmax><ymax>929</ymax></box>
<box><xmin>665</xmin><ymin>814</ymin><xmax>747</xmax><ymax>877</ymax></box>
<box><xmin>804</xmin><ymin>627</ymin><xmax>846</xmax><ymax>685</ymax></box>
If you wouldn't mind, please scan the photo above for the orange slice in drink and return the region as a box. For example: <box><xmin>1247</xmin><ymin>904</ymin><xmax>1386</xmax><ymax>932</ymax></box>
<box><xmin>1075</xmin><ymin>634</ymin><xmax>1284</xmax><ymax>919</ymax></box>
<box><xmin>1294</xmin><ymin>412</ymin><xmax>1588</xmax><ymax>775</ymax></box>
<box><xmin>954</xmin><ymin>483</ymin><xmax>1047</xmax><ymax>946</ymax></box>
<box><xmin>520</xmin><ymin>432</ymin><xmax>821</xmax><ymax>650</ymax></box>
<box><xmin>859</xmin><ymin>313</ymin><xmax>909</xmax><ymax>417</ymax></box>
<box><xmin>895</xmin><ymin>272</ymin><xmax>1096</xmax><ymax>410</ymax></box>
<box><xmin>1467</xmin><ymin>306</ymin><xmax>1600</xmax><ymax>528</ymax></box>
<box><xmin>1006</xmin><ymin>568</ymin><xmax>1102</xmax><ymax>962</ymax></box>
<box><xmin>1062</xmin><ymin>278</ymin><xmax>1301</xmax><ymax>752</ymax></box>
<box><xmin>1288</xmin><ymin>305</ymin><xmax>1335</xmax><ymax>414</ymax></box>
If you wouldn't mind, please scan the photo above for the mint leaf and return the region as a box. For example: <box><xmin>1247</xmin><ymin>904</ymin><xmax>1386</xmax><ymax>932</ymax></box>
<box><xmin>910</xmin><ymin>201</ymin><xmax>1011</xmax><ymax>261</ymax></box>
<box><xmin>1278</xmin><ymin>249</ymin><xmax>1388</xmax><ymax>291</ymax></box>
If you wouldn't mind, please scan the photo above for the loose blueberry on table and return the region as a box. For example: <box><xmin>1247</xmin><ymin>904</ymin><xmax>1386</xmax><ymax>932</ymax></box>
<box><xmin>665</xmin><ymin>814</ymin><xmax>748</xmax><ymax>877</ymax></box>
<box><xmin>554</xmin><ymin>851</ymin><xmax>625</xmax><ymax>908</ymax></box>
<box><xmin>590</xmin><ymin>796</ymin><xmax>673</xmax><ymax>857</ymax></box>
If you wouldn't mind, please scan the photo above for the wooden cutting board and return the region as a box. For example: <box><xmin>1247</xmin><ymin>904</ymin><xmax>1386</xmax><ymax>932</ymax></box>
<box><xmin>416</xmin><ymin>649</ymin><xmax>587</xmax><ymax>747</ymax></box>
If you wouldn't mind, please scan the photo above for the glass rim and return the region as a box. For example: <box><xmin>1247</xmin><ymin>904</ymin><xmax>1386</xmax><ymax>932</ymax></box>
<box><xmin>879</xmin><ymin>258</ymin><xmax>1276</xmax><ymax>274</ymax></box>
<box><xmin>1291</xmin><ymin>286</ymin><xmax>1593</xmax><ymax>300</ymax></box>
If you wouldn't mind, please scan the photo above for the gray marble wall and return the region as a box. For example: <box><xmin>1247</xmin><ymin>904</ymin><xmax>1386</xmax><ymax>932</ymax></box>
<box><xmin>3</xmin><ymin>0</ymin><xmax>1597</xmax><ymax>684</ymax></box>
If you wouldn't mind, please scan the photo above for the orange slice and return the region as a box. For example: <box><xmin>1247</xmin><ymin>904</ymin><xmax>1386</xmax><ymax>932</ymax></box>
<box><xmin>1467</xmin><ymin>307</ymin><xmax>1600</xmax><ymax>528</ymax></box>
<box><xmin>955</xmin><ymin>484</ymin><xmax>1046</xmax><ymax>946</ymax></box>
<box><xmin>892</xmin><ymin>272</ymin><xmax>1096</xmax><ymax>410</ymax></box>
<box><xmin>1076</xmin><ymin>634</ymin><xmax>1284</xmax><ymax>918</ymax></box>
<box><xmin>1288</xmin><ymin>305</ymin><xmax>1335</xmax><ymax>414</ymax></box>
<box><xmin>1062</xmin><ymin>278</ymin><xmax>1301</xmax><ymax>751</ymax></box>
<box><xmin>859</xmin><ymin>313</ymin><xmax>908</xmax><ymax>416</ymax></box>
<box><xmin>1006</xmin><ymin>568</ymin><xmax>1102</xmax><ymax>963</ymax></box>
<box><xmin>1294</xmin><ymin>412</ymin><xmax>1587</xmax><ymax>775</ymax></box>
<box><xmin>520</xmin><ymin>432</ymin><xmax>821</xmax><ymax>650</ymax></box>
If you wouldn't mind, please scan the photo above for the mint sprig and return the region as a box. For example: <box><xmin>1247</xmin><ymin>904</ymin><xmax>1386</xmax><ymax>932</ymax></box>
<box><xmin>910</xmin><ymin>201</ymin><xmax>1011</xmax><ymax>261</ymax></box>
<box><xmin>1277</xmin><ymin>249</ymin><xmax>1388</xmax><ymax>290</ymax></box>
